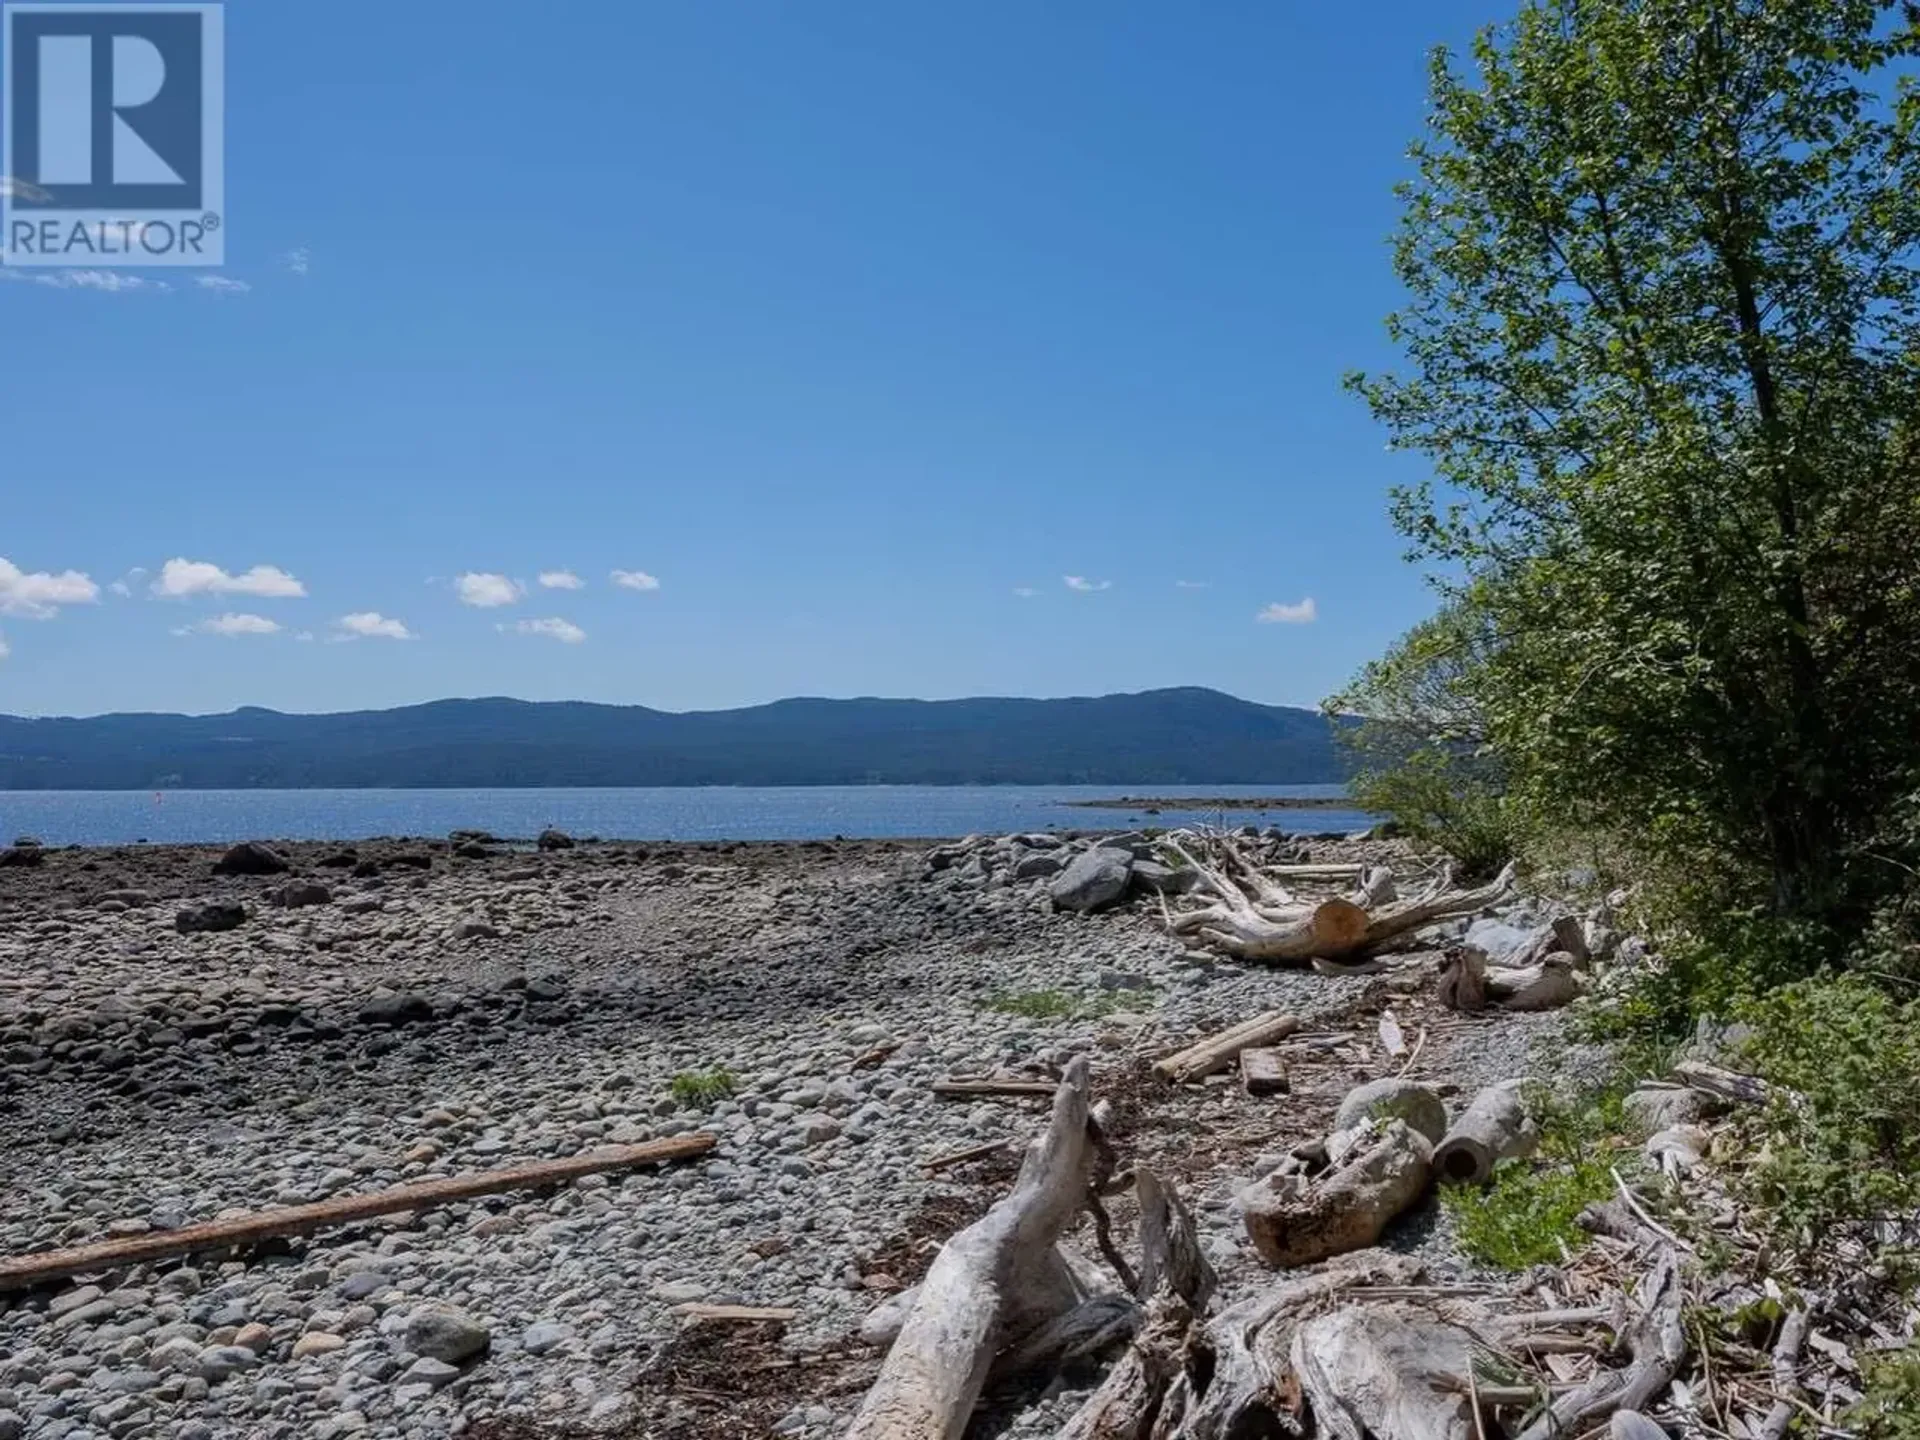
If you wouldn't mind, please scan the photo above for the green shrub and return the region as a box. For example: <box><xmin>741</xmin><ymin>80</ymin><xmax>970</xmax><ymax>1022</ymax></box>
<box><xmin>1348</xmin><ymin>749</ymin><xmax>1522</xmax><ymax>880</ymax></box>
<box><xmin>1852</xmin><ymin>1343</ymin><xmax>1920</xmax><ymax>1440</ymax></box>
<box><xmin>1734</xmin><ymin>977</ymin><xmax>1920</xmax><ymax>1256</ymax></box>
<box><xmin>668</xmin><ymin>1068</ymin><xmax>737</xmax><ymax>1108</ymax></box>
<box><xmin>1441</xmin><ymin>1080</ymin><xmax>1633</xmax><ymax>1270</ymax></box>
<box><xmin>1443</xmin><ymin>1154</ymin><xmax>1615</xmax><ymax>1269</ymax></box>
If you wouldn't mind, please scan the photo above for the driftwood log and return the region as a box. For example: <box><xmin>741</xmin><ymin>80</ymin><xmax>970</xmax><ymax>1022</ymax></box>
<box><xmin>846</xmin><ymin>1057</ymin><xmax>1107</xmax><ymax>1440</ymax></box>
<box><xmin>1433</xmin><ymin>1081</ymin><xmax>1538</xmax><ymax>1185</ymax></box>
<box><xmin>1163</xmin><ymin>832</ymin><xmax>1517</xmax><ymax>964</ymax></box>
<box><xmin>1516</xmin><ymin>1247</ymin><xmax>1686</xmax><ymax>1440</ymax></box>
<box><xmin>1058</xmin><ymin>1168</ymin><xmax>1217</xmax><ymax>1439</ymax></box>
<box><xmin>1486</xmin><ymin>955</ymin><xmax>1581</xmax><ymax>1011</ymax></box>
<box><xmin>1153</xmin><ymin>1012</ymin><xmax>1300</xmax><ymax>1083</ymax></box>
<box><xmin>1292</xmin><ymin>1304</ymin><xmax>1483</xmax><ymax>1440</ymax></box>
<box><xmin>0</xmin><ymin>1136</ymin><xmax>717</xmax><ymax>1293</ymax></box>
<box><xmin>1241</xmin><ymin>1120</ymin><xmax>1434</xmax><ymax>1269</ymax></box>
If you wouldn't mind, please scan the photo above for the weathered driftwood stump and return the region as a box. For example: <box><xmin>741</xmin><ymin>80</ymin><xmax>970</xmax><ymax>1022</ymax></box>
<box><xmin>845</xmin><ymin>1056</ymin><xmax>1107</xmax><ymax>1440</ymax></box>
<box><xmin>1292</xmin><ymin>1304</ymin><xmax>1484</xmax><ymax>1440</ymax></box>
<box><xmin>1240</xmin><ymin>1120</ymin><xmax>1434</xmax><ymax>1269</ymax></box>
<box><xmin>1162</xmin><ymin>831</ymin><xmax>1518</xmax><ymax>965</ymax></box>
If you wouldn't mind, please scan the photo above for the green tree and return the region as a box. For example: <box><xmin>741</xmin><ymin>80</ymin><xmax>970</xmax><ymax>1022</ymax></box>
<box><xmin>1328</xmin><ymin>596</ymin><xmax>1520</xmax><ymax>876</ymax></box>
<box><xmin>1349</xmin><ymin>0</ymin><xmax>1920</xmax><ymax>951</ymax></box>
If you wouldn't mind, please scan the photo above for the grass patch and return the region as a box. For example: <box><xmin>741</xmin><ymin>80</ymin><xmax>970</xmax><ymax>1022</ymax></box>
<box><xmin>1442</xmin><ymin>1154</ymin><xmax>1614</xmax><ymax>1269</ymax></box>
<box><xmin>669</xmin><ymin>1067</ymin><xmax>737</xmax><ymax>1108</ymax></box>
<box><xmin>1440</xmin><ymin>1080</ymin><xmax>1634</xmax><ymax>1271</ymax></box>
<box><xmin>985</xmin><ymin>988</ymin><xmax>1130</xmax><ymax>1021</ymax></box>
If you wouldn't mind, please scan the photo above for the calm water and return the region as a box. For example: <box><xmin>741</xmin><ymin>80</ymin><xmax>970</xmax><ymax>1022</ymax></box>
<box><xmin>0</xmin><ymin>785</ymin><xmax>1373</xmax><ymax>847</ymax></box>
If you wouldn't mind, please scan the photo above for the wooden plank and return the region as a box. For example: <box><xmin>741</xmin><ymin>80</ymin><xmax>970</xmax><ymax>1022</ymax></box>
<box><xmin>1239</xmin><ymin>1048</ymin><xmax>1289</xmax><ymax>1096</ymax></box>
<box><xmin>678</xmin><ymin>1303</ymin><xmax>800</xmax><ymax>1324</ymax></box>
<box><xmin>0</xmin><ymin>1135</ymin><xmax>717</xmax><ymax>1293</ymax></box>
<box><xmin>930</xmin><ymin>1079</ymin><xmax>1059</xmax><ymax>1098</ymax></box>
<box><xmin>1153</xmin><ymin>1011</ymin><xmax>1300</xmax><ymax>1083</ymax></box>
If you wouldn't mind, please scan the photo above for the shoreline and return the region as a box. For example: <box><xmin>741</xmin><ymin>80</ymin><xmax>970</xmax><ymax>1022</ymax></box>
<box><xmin>0</xmin><ymin>823</ymin><xmax>1570</xmax><ymax>1439</ymax></box>
<box><xmin>1064</xmin><ymin>793</ymin><xmax>1357</xmax><ymax>812</ymax></box>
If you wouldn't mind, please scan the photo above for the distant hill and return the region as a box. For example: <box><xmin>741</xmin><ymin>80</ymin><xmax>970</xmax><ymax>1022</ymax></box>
<box><xmin>0</xmin><ymin>688</ymin><xmax>1349</xmax><ymax>790</ymax></box>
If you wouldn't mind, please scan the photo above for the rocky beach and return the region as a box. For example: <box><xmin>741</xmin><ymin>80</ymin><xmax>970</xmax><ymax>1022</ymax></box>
<box><xmin>0</xmin><ymin>828</ymin><xmax>1599</xmax><ymax>1440</ymax></box>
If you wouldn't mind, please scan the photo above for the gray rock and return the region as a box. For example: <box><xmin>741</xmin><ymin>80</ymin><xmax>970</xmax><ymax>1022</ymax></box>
<box><xmin>398</xmin><ymin>1357</ymin><xmax>461</xmax><ymax>1389</ymax></box>
<box><xmin>1011</xmin><ymin>852</ymin><xmax>1065</xmax><ymax>880</ymax></box>
<box><xmin>536</xmin><ymin>828</ymin><xmax>576</xmax><ymax>851</ymax></box>
<box><xmin>1127</xmin><ymin>860</ymin><xmax>1195</xmax><ymax>896</ymax></box>
<box><xmin>401</xmin><ymin>1306</ymin><xmax>489</xmax><ymax>1364</ymax></box>
<box><xmin>47</xmin><ymin>1285</ymin><xmax>104</xmax><ymax>1318</ymax></box>
<box><xmin>197</xmin><ymin>1345</ymin><xmax>259</xmax><ymax>1382</ymax></box>
<box><xmin>1462</xmin><ymin>917</ymin><xmax>1544</xmax><ymax>967</ymax></box>
<box><xmin>271</xmin><ymin>881</ymin><xmax>333</xmax><ymax>909</ymax></box>
<box><xmin>1048</xmin><ymin>847</ymin><xmax>1134</xmax><ymax>914</ymax></box>
<box><xmin>212</xmin><ymin>842</ymin><xmax>290</xmax><ymax>876</ymax></box>
<box><xmin>1331</xmin><ymin>1079</ymin><xmax>1449</xmax><ymax>1145</ymax></box>
<box><xmin>520</xmin><ymin>1322</ymin><xmax>573</xmax><ymax>1356</ymax></box>
<box><xmin>174</xmin><ymin>902</ymin><xmax>246</xmax><ymax>935</ymax></box>
<box><xmin>355</xmin><ymin>994</ymin><xmax>433</xmax><ymax>1027</ymax></box>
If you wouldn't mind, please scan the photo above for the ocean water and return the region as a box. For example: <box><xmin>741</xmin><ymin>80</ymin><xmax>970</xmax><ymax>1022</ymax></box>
<box><xmin>0</xmin><ymin>785</ymin><xmax>1373</xmax><ymax>848</ymax></box>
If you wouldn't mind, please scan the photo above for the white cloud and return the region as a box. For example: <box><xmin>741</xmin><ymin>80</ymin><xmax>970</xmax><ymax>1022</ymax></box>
<box><xmin>335</xmin><ymin>612</ymin><xmax>414</xmax><ymax>641</ymax></box>
<box><xmin>1064</xmin><ymin>575</ymin><xmax>1112</xmax><ymax>593</ymax></box>
<box><xmin>0</xmin><ymin>268</ymin><xmax>171</xmax><ymax>293</ymax></box>
<box><xmin>504</xmin><ymin>617</ymin><xmax>587</xmax><ymax>645</ymax></box>
<box><xmin>196</xmin><ymin>275</ymin><xmax>251</xmax><ymax>294</ymax></box>
<box><xmin>1256</xmin><ymin>598</ymin><xmax>1318</xmax><ymax>625</ymax></box>
<box><xmin>195</xmin><ymin>613</ymin><xmax>281</xmax><ymax>637</ymax></box>
<box><xmin>1012</xmin><ymin>586</ymin><xmax>1038</xmax><ymax>598</ymax></box>
<box><xmin>0</xmin><ymin>629</ymin><xmax>9</xmax><ymax>660</ymax></box>
<box><xmin>282</xmin><ymin>248</ymin><xmax>311</xmax><ymax>276</ymax></box>
<box><xmin>0</xmin><ymin>557</ymin><xmax>100</xmax><ymax>619</ymax></box>
<box><xmin>1175</xmin><ymin>579</ymin><xmax>1211</xmax><ymax>589</ymax></box>
<box><xmin>153</xmin><ymin>558</ymin><xmax>306</xmax><ymax>599</ymax></box>
<box><xmin>455</xmin><ymin>572</ymin><xmax>523</xmax><ymax>607</ymax></box>
<box><xmin>611</xmin><ymin>569</ymin><xmax>660</xmax><ymax>592</ymax></box>
<box><xmin>538</xmin><ymin>570</ymin><xmax>585</xmax><ymax>590</ymax></box>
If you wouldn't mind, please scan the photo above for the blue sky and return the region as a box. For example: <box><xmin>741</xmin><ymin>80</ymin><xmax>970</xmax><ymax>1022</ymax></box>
<box><xmin>2</xmin><ymin>0</ymin><xmax>1496</xmax><ymax>719</ymax></box>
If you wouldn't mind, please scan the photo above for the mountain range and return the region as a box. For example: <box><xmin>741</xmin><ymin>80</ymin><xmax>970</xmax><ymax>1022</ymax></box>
<box><xmin>0</xmin><ymin>687</ymin><xmax>1348</xmax><ymax>790</ymax></box>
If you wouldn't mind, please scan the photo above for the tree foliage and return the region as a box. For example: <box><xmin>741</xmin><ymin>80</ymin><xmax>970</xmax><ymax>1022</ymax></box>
<box><xmin>1328</xmin><ymin>600</ymin><xmax>1520</xmax><ymax>876</ymax></box>
<box><xmin>1349</xmin><ymin>0</ymin><xmax>1920</xmax><ymax>950</ymax></box>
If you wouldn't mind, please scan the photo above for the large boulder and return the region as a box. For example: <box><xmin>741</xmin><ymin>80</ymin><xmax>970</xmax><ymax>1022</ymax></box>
<box><xmin>1128</xmin><ymin>860</ymin><xmax>1198</xmax><ymax>896</ymax></box>
<box><xmin>1048</xmin><ymin>847</ymin><xmax>1134</xmax><ymax>914</ymax></box>
<box><xmin>212</xmin><ymin>842</ymin><xmax>289</xmax><ymax>877</ymax></box>
<box><xmin>536</xmin><ymin>828</ymin><xmax>575</xmax><ymax>852</ymax></box>
<box><xmin>1331</xmin><ymin>1079</ymin><xmax>1448</xmax><ymax>1146</ymax></box>
<box><xmin>176</xmin><ymin>902</ymin><xmax>246</xmax><ymax>935</ymax></box>
<box><xmin>0</xmin><ymin>845</ymin><xmax>44</xmax><ymax>868</ymax></box>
